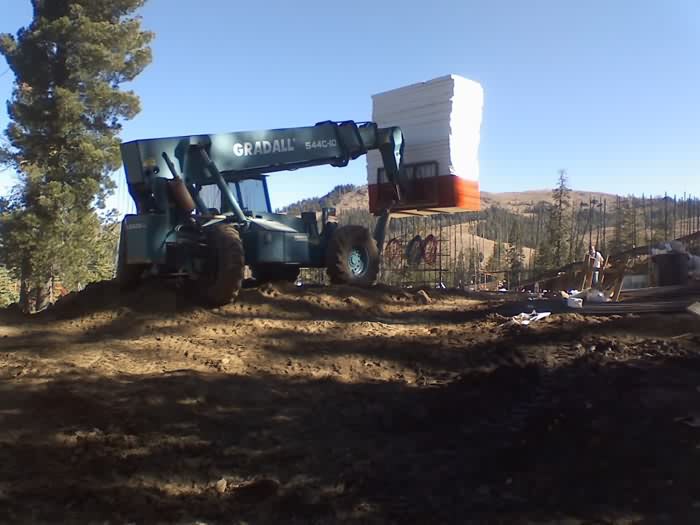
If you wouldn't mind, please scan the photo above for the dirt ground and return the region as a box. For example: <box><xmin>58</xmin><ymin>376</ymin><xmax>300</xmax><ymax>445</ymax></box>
<box><xmin>1</xmin><ymin>280</ymin><xmax>700</xmax><ymax>524</ymax></box>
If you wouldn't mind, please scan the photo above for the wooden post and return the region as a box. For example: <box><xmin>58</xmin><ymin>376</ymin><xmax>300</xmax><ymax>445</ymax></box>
<box><xmin>602</xmin><ymin>199</ymin><xmax>607</xmax><ymax>254</ymax></box>
<box><xmin>581</xmin><ymin>254</ymin><xmax>594</xmax><ymax>290</ymax></box>
<box><xmin>611</xmin><ymin>256</ymin><xmax>629</xmax><ymax>302</ymax></box>
<box><xmin>580</xmin><ymin>257</ymin><xmax>588</xmax><ymax>290</ymax></box>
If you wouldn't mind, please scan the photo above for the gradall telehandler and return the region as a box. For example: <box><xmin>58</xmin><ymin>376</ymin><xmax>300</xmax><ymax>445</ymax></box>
<box><xmin>117</xmin><ymin>120</ymin><xmax>406</xmax><ymax>306</ymax></box>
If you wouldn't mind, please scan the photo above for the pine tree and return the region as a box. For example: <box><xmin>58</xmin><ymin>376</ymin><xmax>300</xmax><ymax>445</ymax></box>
<box><xmin>611</xmin><ymin>196</ymin><xmax>624</xmax><ymax>253</ymax></box>
<box><xmin>532</xmin><ymin>171</ymin><xmax>572</xmax><ymax>275</ymax></box>
<box><xmin>485</xmin><ymin>241</ymin><xmax>506</xmax><ymax>273</ymax></box>
<box><xmin>548</xmin><ymin>169</ymin><xmax>572</xmax><ymax>267</ymax></box>
<box><xmin>0</xmin><ymin>1</ymin><xmax>152</xmax><ymax>310</ymax></box>
<box><xmin>534</xmin><ymin>239</ymin><xmax>553</xmax><ymax>275</ymax></box>
<box><xmin>506</xmin><ymin>221</ymin><xmax>525</xmax><ymax>288</ymax></box>
<box><xmin>610</xmin><ymin>196</ymin><xmax>639</xmax><ymax>253</ymax></box>
<box><xmin>506</xmin><ymin>244</ymin><xmax>525</xmax><ymax>288</ymax></box>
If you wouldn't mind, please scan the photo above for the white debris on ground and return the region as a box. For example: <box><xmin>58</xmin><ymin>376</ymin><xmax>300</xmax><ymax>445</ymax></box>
<box><xmin>510</xmin><ymin>310</ymin><xmax>552</xmax><ymax>326</ymax></box>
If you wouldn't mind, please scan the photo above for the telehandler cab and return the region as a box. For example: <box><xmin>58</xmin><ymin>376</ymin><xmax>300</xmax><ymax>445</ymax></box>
<box><xmin>117</xmin><ymin>120</ymin><xmax>405</xmax><ymax>306</ymax></box>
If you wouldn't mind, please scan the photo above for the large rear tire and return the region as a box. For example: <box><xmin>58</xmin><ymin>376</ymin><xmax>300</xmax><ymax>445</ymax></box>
<box><xmin>252</xmin><ymin>264</ymin><xmax>300</xmax><ymax>284</ymax></box>
<box><xmin>326</xmin><ymin>225</ymin><xmax>379</xmax><ymax>285</ymax></box>
<box><xmin>116</xmin><ymin>219</ymin><xmax>147</xmax><ymax>290</ymax></box>
<box><xmin>190</xmin><ymin>224</ymin><xmax>245</xmax><ymax>307</ymax></box>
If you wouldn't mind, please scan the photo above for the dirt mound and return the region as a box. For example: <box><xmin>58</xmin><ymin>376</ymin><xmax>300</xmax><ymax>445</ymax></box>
<box><xmin>2</xmin><ymin>280</ymin><xmax>700</xmax><ymax>523</ymax></box>
<box><xmin>37</xmin><ymin>278</ymin><xmax>186</xmax><ymax>320</ymax></box>
<box><xmin>0</xmin><ymin>302</ymin><xmax>24</xmax><ymax>322</ymax></box>
<box><xmin>23</xmin><ymin>278</ymin><xmax>428</xmax><ymax>322</ymax></box>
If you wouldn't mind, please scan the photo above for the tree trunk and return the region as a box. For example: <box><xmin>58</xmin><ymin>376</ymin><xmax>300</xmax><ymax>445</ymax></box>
<box><xmin>49</xmin><ymin>268</ymin><xmax>55</xmax><ymax>304</ymax></box>
<box><xmin>19</xmin><ymin>257</ymin><xmax>30</xmax><ymax>313</ymax></box>
<box><xmin>34</xmin><ymin>279</ymin><xmax>51</xmax><ymax>312</ymax></box>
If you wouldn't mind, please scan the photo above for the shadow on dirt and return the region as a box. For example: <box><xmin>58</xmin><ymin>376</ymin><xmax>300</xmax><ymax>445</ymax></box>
<box><xmin>2</xmin><ymin>349</ymin><xmax>700</xmax><ymax>524</ymax></box>
<box><xmin>3</xmin><ymin>280</ymin><xmax>498</xmax><ymax>324</ymax></box>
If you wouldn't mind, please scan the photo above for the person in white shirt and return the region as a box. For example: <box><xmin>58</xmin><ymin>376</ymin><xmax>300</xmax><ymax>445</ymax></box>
<box><xmin>589</xmin><ymin>245</ymin><xmax>604</xmax><ymax>286</ymax></box>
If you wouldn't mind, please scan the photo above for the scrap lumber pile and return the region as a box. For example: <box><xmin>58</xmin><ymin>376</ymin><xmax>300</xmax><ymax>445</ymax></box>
<box><xmin>521</xmin><ymin>233</ymin><xmax>700</xmax><ymax>316</ymax></box>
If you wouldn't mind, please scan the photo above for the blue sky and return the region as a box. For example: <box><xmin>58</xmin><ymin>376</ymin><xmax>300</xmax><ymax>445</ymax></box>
<box><xmin>1</xmin><ymin>0</ymin><xmax>699</xmax><ymax>214</ymax></box>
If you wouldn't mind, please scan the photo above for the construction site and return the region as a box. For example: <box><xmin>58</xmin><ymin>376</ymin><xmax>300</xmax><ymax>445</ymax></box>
<box><xmin>1</xmin><ymin>26</ymin><xmax>700</xmax><ymax>523</ymax></box>
<box><xmin>2</xmin><ymin>72</ymin><xmax>700</xmax><ymax>524</ymax></box>
<box><xmin>2</xmin><ymin>273</ymin><xmax>700</xmax><ymax>524</ymax></box>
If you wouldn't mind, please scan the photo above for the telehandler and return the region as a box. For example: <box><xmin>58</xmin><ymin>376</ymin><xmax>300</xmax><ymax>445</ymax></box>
<box><xmin>117</xmin><ymin>120</ymin><xmax>405</xmax><ymax>306</ymax></box>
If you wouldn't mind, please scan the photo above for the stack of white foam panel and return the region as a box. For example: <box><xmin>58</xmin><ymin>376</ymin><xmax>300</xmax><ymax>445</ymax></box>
<box><xmin>366</xmin><ymin>74</ymin><xmax>483</xmax><ymax>215</ymax></box>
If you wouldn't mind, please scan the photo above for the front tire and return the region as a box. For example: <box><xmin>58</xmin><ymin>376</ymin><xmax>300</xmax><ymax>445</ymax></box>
<box><xmin>325</xmin><ymin>225</ymin><xmax>379</xmax><ymax>285</ymax></box>
<box><xmin>190</xmin><ymin>224</ymin><xmax>245</xmax><ymax>307</ymax></box>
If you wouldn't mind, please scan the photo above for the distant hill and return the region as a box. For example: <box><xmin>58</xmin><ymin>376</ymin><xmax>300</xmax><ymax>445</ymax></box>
<box><xmin>279</xmin><ymin>184</ymin><xmax>620</xmax><ymax>215</ymax></box>
<box><xmin>276</xmin><ymin>184</ymin><xmax>359</xmax><ymax>216</ymax></box>
<box><xmin>481</xmin><ymin>190</ymin><xmax>619</xmax><ymax>213</ymax></box>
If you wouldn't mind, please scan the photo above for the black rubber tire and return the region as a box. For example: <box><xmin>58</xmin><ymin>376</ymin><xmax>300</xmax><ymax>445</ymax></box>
<box><xmin>326</xmin><ymin>225</ymin><xmax>380</xmax><ymax>285</ymax></box>
<box><xmin>116</xmin><ymin>218</ymin><xmax>147</xmax><ymax>290</ymax></box>
<box><xmin>252</xmin><ymin>264</ymin><xmax>300</xmax><ymax>284</ymax></box>
<box><xmin>189</xmin><ymin>224</ymin><xmax>245</xmax><ymax>307</ymax></box>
